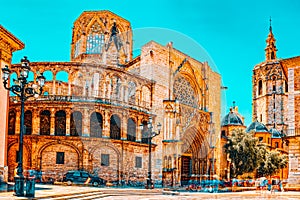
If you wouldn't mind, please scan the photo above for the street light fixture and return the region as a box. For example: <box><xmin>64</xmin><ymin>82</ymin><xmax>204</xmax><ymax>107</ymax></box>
<box><xmin>1</xmin><ymin>56</ymin><xmax>45</xmax><ymax>196</ymax></box>
<box><xmin>139</xmin><ymin>116</ymin><xmax>161</xmax><ymax>189</ymax></box>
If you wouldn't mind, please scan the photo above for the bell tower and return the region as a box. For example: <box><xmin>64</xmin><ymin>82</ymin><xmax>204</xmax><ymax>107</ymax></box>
<box><xmin>265</xmin><ymin>18</ymin><xmax>277</xmax><ymax>61</ymax></box>
<box><xmin>252</xmin><ymin>19</ymin><xmax>288</xmax><ymax>132</ymax></box>
<box><xmin>70</xmin><ymin>10</ymin><xmax>132</xmax><ymax>66</ymax></box>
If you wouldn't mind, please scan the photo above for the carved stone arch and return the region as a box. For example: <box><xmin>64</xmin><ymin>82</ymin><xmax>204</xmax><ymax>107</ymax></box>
<box><xmin>85</xmin><ymin>16</ymin><xmax>106</xmax><ymax>34</ymax></box>
<box><xmin>89</xmin><ymin>142</ymin><xmax>121</xmax><ymax>180</ymax></box>
<box><xmin>110</xmin><ymin>113</ymin><xmax>122</xmax><ymax>139</ymax></box>
<box><xmin>7</xmin><ymin>139</ymin><xmax>32</xmax><ymax>169</ymax></box>
<box><xmin>37</xmin><ymin>141</ymin><xmax>82</xmax><ymax>169</ymax></box>
<box><xmin>181</xmin><ymin>125</ymin><xmax>208</xmax><ymax>155</ymax></box>
<box><xmin>89</xmin><ymin>142</ymin><xmax>121</xmax><ymax>158</ymax></box>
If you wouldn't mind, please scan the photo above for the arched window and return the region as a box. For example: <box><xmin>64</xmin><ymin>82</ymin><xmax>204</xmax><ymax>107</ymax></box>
<box><xmin>43</xmin><ymin>70</ymin><xmax>53</xmax><ymax>81</ymax></box>
<box><xmin>56</xmin><ymin>71</ymin><xmax>69</xmax><ymax>83</ymax></box>
<box><xmin>110</xmin><ymin>115</ymin><xmax>121</xmax><ymax>140</ymax></box>
<box><xmin>55</xmin><ymin>110</ymin><xmax>66</xmax><ymax>136</ymax></box>
<box><xmin>127</xmin><ymin>118</ymin><xmax>136</xmax><ymax>141</ymax></box>
<box><xmin>70</xmin><ymin>111</ymin><xmax>82</xmax><ymax>136</ymax></box>
<box><xmin>128</xmin><ymin>81</ymin><xmax>136</xmax><ymax>104</ymax></box>
<box><xmin>40</xmin><ymin>110</ymin><xmax>50</xmax><ymax>135</ymax></box>
<box><xmin>111</xmin><ymin>76</ymin><xmax>121</xmax><ymax>100</ymax></box>
<box><xmin>90</xmin><ymin>112</ymin><xmax>103</xmax><ymax>137</ymax></box>
<box><xmin>24</xmin><ymin>110</ymin><xmax>32</xmax><ymax>135</ymax></box>
<box><xmin>258</xmin><ymin>80</ymin><xmax>263</xmax><ymax>95</ymax></box>
<box><xmin>141</xmin><ymin>121</ymin><xmax>149</xmax><ymax>144</ymax></box>
<box><xmin>271</xmin><ymin>52</ymin><xmax>275</xmax><ymax>60</ymax></box>
<box><xmin>8</xmin><ymin>110</ymin><xmax>16</xmax><ymax>135</ymax></box>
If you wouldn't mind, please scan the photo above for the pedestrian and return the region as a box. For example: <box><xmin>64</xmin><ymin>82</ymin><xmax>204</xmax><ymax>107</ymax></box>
<box><xmin>279</xmin><ymin>180</ymin><xmax>284</xmax><ymax>192</ymax></box>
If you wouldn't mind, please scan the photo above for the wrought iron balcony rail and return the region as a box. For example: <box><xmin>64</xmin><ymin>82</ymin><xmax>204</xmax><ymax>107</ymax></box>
<box><xmin>10</xmin><ymin>95</ymin><xmax>151</xmax><ymax>113</ymax></box>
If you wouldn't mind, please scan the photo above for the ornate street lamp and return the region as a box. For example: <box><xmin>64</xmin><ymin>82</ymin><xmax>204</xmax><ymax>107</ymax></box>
<box><xmin>140</xmin><ymin>117</ymin><xmax>161</xmax><ymax>189</ymax></box>
<box><xmin>2</xmin><ymin>56</ymin><xmax>45</xmax><ymax>196</ymax></box>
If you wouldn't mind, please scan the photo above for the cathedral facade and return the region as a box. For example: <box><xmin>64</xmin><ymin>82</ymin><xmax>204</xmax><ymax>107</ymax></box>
<box><xmin>6</xmin><ymin>11</ymin><xmax>221</xmax><ymax>186</ymax></box>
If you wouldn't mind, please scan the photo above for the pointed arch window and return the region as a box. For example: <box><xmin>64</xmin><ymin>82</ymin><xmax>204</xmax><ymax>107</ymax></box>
<box><xmin>55</xmin><ymin>110</ymin><xmax>66</xmax><ymax>136</ymax></box>
<box><xmin>8</xmin><ymin>110</ymin><xmax>16</xmax><ymax>135</ymax></box>
<box><xmin>90</xmin><ymin>112</ymin><xmax>103</xmax><ymax>137</ymax></box>
<box><xmin>258</xmin><ymin>80</ymin><xmax>263</xmax><ymax>95</ymax></box>
<box><xmin>40</xmin><ymin>110</ymin><xmax>50</xmax><ymax>135</ymax></box>
<box><xmin>70</xmin><ymin>111</ymin><xmax>82</xmax><ymax>136</ymax></box>
<box><xmin>110</xmin><ymin>115</ymin><xmax>121</xmax><ymax>140</ymax></box>
<box><xmin>24</xmin><ymin>110</ymin><xmax>32</xmax><ymax>135</ymax></box>
<box><xmin>127</xmin><ymin>118</ymin><xmax>136</xmax><ymax>141</ymax></box>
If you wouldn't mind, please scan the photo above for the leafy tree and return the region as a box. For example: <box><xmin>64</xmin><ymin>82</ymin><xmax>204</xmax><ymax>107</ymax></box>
<box><xmin>224</xmin><ymin>129</ymin><xmax>265</xmax><ymax>178</ymax></box>
<box><xmin>257</xmin><ymin>150</ymin><xmax>288</xmax><ymax>177</ymax></box>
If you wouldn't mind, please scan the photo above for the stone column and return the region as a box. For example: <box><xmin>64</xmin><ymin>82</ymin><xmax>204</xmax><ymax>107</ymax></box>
<box><xmin>121</xmin><ymin>114</ymin><xmax>127</xmax><ymax>140</ymax></box>
<box><xmin>52</xmin><ymin>77</ymin><xmax>56</xmax><ymax>95</ymax></box>
<box><xmin>102</xmin><ymin>110</ymin><xmax>110</xmax><ymax>138</ymax></box>
<box><xmin>50</xmin><ymin>110</ymin><xmax>55</xmax><ymax>135</ymax></box>
<box><xmin>82</xmin><ymin>109</ymin><xmax>90</xmax><ymax>137</ymax></box>
<box><xmin>32</xmin><ymin>108</ymin><xmax>39</xmax><ymax>135</ymax></box>
<box><xmin>136</xmin><ymin>116</ymin><xmax>143</xmax><ymax>142</ymax></box>
<box><xmin>124</xmin><ymin>84</ymin><xmax>128</xmax><ymax>103</ymax></box>
<box><xmin>66</xmin><ymin>110</ymin><xmax>71</xmax><ymax>136</ymax></box>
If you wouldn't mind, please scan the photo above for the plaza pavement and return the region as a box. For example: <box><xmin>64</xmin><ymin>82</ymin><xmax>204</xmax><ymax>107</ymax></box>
<box><xmin>1</xmin><ymin>184</ymin><xmax>300</xmax><ymax>199</ymax></box>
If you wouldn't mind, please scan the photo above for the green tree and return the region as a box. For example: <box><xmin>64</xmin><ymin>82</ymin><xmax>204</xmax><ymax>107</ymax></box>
<box><xmin>224</xmin><ymin>129</ymin><xmax>265</xmax><ymax>178</ymax></box>
<box><xmin>257</xmin><ymin>150</ymin><xmax>288</xmax><ymax>177</ymax></box>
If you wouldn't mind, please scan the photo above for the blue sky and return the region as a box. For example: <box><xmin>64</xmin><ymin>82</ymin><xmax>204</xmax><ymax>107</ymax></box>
<box><xmin>1</xmin><ymin>0</ymin><xmax>300</xmax><ymax>126</ymax></box>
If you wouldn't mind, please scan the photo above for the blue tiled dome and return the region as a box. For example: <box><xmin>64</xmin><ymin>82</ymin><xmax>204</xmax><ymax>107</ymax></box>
<box><xmin>246</xmin><ymin>120</ymin><xmax>269</xmax><ymax>133</ymax></box>
<box><xmin>269</xmin><ymin>128</ymin><xmax>282</xmax><ymax>138</ymax></box>
<box><xmin>221</xmin><ymin>111</ymin><xmax>244</xmax><ymax>126</ymax></box>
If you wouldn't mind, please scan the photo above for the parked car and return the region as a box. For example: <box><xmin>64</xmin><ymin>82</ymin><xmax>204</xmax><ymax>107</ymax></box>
<box><xmin>24</xmin><ymin>170</ymin><xmax>42</xmax><ymax>183</ymax></box>
<box><xmin>62</xmin><ymin>170</ymin><xmax>106</xmax><ymax>186</ymax></box>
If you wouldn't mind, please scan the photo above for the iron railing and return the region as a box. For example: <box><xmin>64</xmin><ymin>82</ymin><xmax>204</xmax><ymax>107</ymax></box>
<box><xmin>10</xmin><ymin>95</ymin><xmax>151</xmax><ymax>113</ymax></box>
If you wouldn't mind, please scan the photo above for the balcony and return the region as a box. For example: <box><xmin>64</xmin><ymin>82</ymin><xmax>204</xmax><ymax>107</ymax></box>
<box><xmin>9</xmin><ymin>95</ymin><xmax>151</xmax><ymax>113</ymax></box>
<box><xmin>287</xmin><ymin>128</ymin><xmax>300</xmax><ymax>137</ymax></box>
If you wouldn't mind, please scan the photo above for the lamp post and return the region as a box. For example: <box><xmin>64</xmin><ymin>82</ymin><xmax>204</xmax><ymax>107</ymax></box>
<box><xmin>140</xmin><ymin>117</ymin><xmax>161</xmax><ymax>189</ymax></box>
<box><xmin>2</xmin><ymin>56</ymin><xmax>45</xmax><ymax>196</ymax></box>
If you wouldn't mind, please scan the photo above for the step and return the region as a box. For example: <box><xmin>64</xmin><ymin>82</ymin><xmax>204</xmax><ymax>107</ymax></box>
<box><xmin>37</xmin><ymin>191</ymin><xmax>104</xmax><ymax>200</ymax></box>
